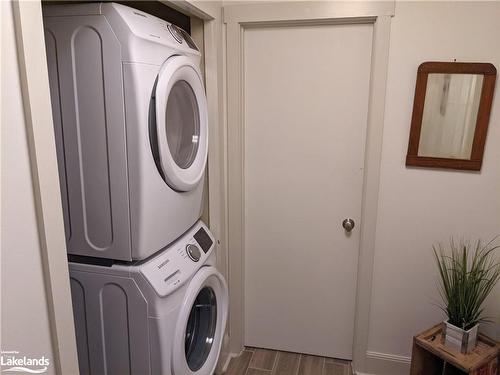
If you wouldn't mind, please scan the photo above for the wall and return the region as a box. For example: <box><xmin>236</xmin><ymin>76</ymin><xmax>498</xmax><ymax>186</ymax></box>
<box><xmin>1</xmin><ymin>1</ymin><xmax>56</xmax><ymax>373</ymax></box>
<box><xmin>365</xmin><ymin>2</ymin><xmax>500</xmax><ymax>373</ymax></box>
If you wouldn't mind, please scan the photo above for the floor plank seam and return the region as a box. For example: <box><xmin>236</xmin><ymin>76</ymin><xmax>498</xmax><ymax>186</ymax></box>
<box><xmin>249</xmin><ymin>367</ymin><xmax>272</xmax><ymax>371</ymax></box>
<box><xmin>271</xmin><ymin>350</ymin><xmax>278</xmax><ymax>373</ymax></box>
<box><xmin>272</xmin><ymin>351</ymin><xmax>280</xmax><ymax>375</ymax></box>
<box><xmin>295</xmin><ymin>354</ymin><xmax>302</xmax><ymax>375</ymax></box>
<box><xmin>243</xmin><ymin>351</ymin><xmax>254</xmax><ymax>375</ymax></box>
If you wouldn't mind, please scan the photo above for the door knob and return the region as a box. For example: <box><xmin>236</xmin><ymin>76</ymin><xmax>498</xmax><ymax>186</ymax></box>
<box><xmin>342</xmin><ymin>218</ymin><xmax>355</xmax><ymax>232</ymax></box>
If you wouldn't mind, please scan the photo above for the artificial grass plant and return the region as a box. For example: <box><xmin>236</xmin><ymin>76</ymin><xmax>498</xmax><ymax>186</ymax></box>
<box><xmin>433</xmin><ymin>238</ymin><xmax>500</xmax><ymax>331</ymax></box>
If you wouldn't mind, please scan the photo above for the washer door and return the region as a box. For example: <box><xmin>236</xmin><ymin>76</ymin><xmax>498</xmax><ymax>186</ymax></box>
<box><xmin>172</xmin><ymin>266</ymin><xmax>228</xmax><ymax>375</ymax></box>
<box><xmin>154</xmin><ymin>56</ymin><xmax>208</xmax><ymax>192</ymax></box>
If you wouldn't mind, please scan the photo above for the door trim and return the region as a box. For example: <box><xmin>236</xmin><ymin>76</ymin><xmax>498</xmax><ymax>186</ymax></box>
<box><xmin>11</xmin><ymin>1</ymin><xmax>80</xmax><ymax>373</ymax></box>
<box><xmin>224</xmin><ymin>2</ymin><xmax>393</xmax><ymax>373</ymax></box>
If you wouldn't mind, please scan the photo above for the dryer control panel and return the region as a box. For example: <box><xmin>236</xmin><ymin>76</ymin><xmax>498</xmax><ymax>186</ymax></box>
<box><xmin>108</xmin><ymin>3</ymin><xmax>200</xmax><ymax>51</ymax></box>
<box><xmin>140</xmin><ymin>221</ymin><xmax>214</xmax><ymax>297</ymax></box>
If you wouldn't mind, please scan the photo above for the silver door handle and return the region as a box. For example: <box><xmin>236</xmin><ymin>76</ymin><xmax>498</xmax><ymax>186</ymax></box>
<box><xmin>342</xmin><ymin>218</ymin><xmax>355</xmax><ymax>232</ymax></box>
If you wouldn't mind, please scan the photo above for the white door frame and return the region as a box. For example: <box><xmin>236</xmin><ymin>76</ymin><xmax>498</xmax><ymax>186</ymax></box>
<box><xmin>10</xmin><ymin>1</ymin><xmax>80</xmax><ymax>373</ymax></box>
<box><xmin>224</xmin><ymin>2</ymin><xmax>393</xmax><ymax>372</ymax></box>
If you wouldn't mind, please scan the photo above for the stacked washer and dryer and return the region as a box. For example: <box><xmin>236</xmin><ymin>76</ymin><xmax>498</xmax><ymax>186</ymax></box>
<box><xmin>43</xmin><ymin>3</ymin><xmax>228</xmax><ymax>375</ymax></box>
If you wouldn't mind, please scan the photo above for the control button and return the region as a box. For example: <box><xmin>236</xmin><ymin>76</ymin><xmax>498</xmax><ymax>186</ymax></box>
<box><xmin>186</xmin><ymin>244</ymin><xmax>201</xmax><ymax>262</ymax></box>
<box><xmin>179</xmin><ymin>28</ymin><xmax>199</xmax><ymax>51</ymax></box>
<box><xmin>167</xmin><ymin>24</ymin><xmax>183</xmax><ymax>43</ymax></box>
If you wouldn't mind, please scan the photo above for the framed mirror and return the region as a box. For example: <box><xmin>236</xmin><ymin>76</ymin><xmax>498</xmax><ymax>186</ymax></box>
<box><xmin>406</xmin><ymin>62</ymin><xmax>496</xmax><ymax>171</ymax></box>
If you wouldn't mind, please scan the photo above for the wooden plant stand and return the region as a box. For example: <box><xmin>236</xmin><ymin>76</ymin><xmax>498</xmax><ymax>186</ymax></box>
<box><xmin>410</xmin><ymin>324</ymin><xmax>499</xmax><ymax>375</ymax></box>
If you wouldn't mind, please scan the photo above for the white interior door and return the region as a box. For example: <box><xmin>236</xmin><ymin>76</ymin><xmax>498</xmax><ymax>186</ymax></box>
<box><xmin>243</xmin><ymin>23</ymin><xmax>373</xmax><ymax>359</ymax></box>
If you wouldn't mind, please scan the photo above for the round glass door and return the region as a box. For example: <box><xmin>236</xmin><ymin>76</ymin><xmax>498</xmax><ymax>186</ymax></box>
<box><xmin>166</xmin><ymin>81</ymin><xmax>200</xmax><ymax>170</ymax></box>
<box><xmin>154</xmin><ymin>56</ymin><xmax>208</xmax><ymax>192</ymax></box>
<box><xmin>172</xmin><ymin>267</ymin><xmax>228</xmax><ymax>375</ymax></box>
<box><xmin>185</xmin><ymin>287</ymin><xmax>217</xmax><ymax>371</ymax></box>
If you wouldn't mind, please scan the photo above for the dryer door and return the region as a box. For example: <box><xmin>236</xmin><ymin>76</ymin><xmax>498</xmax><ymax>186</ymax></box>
<box><xmin>172</xmin><ymin>266</ymin><xmax>228</xmax><ymax>375</ymax></box>
<box><xmin>153</xmin><ymin>56</ymin><xmax>208</xmax><ymax>192</ymax></box>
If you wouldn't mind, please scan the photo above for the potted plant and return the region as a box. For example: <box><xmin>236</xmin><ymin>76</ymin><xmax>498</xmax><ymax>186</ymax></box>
<box><xmin>433</xmin><ymin>239</ymin><xmax>500</xmax><ymax>354</ymax></box>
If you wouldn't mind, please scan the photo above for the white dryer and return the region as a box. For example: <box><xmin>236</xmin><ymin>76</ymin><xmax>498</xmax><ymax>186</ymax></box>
<box><xmin>69</xmin><ymin>221</ymin><xmax>229</xmax><ymax>375</ymax></box>
<box><xmin>43</xmin><ymin>3</ymin><xmax>208</xmax><ymax>261</ymax></box>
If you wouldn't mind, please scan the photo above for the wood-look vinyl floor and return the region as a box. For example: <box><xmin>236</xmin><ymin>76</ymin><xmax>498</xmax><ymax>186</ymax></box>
<box><xmin>225</xmin><ymin>347</ymin><xmax>353</xmax><ymax>375</ymax></box>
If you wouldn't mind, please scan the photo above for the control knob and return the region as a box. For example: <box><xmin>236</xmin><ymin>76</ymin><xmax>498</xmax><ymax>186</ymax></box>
<box><xmin>186</xmin><ymin>244</ymin><xmax>201</xmax><ymax>262</ymax></box>
<box><xmin>167</xmin><ymin>24</ymin><xmax>183</xmax><ymax>43</ymax></box>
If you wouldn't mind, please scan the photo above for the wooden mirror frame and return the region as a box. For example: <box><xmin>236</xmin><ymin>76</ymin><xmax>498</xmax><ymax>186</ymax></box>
<box><xmin>406</xmin><ymin>62</ymin><xmax>497</xmax><ymax>171</ymax></box>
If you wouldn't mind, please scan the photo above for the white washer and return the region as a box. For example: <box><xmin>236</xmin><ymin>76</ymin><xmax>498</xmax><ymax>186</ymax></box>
<box><xmin>69</xmin><ymin>221</ymin><xmax>228</xmax><ymax>375</ymax></box>
<box><xmin>43</xmin><ymin>3</ymin><xmax>208</xmax><ymax>261</ymax></box>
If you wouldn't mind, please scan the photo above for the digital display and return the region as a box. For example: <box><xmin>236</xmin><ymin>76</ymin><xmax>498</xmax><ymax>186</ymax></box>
<box><xmin>193</xmin><ymin>228</ymin><xmax>213</xmax><ymax>253</ymax></box>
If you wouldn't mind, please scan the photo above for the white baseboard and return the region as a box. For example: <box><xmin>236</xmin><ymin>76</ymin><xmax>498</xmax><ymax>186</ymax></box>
<box><xmin>366</xmin><ymin>351</ymin><xmax>411</xmax><ymax>364</ymax></box>
<box><xmin>355</xmin><ymin>351</ymin><xmax>411</xmax><ymax>375</ymax></box>
<box><xmin>215</xmin><ymin>351</ymin><xmax>241</xmax><ymax>374</ymax></box>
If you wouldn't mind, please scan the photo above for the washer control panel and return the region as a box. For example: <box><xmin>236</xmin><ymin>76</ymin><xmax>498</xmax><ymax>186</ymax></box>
<box><xmin>140</xmin><ymin>221</ymin><xmax>214</xmax><ymax>297</ymax></box>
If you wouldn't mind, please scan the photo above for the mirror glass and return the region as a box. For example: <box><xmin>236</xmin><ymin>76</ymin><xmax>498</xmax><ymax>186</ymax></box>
<box><xmin>418</xmin><ymin>73</ymin><xmax>483</xmax><ymax>159</ymax></box>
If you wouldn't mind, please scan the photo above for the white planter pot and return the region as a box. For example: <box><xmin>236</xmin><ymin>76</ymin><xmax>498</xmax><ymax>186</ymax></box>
<box><xmin>443</xmin><ymin>320</ymin><xmax>478</xmax><ymax>354</ymax></box>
